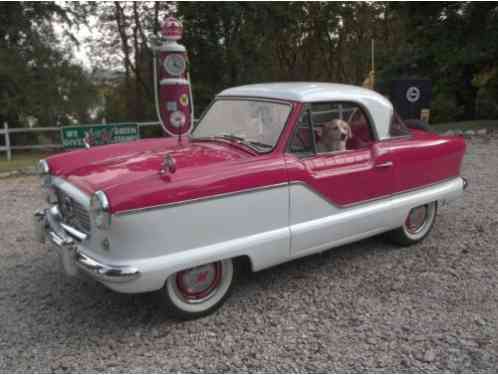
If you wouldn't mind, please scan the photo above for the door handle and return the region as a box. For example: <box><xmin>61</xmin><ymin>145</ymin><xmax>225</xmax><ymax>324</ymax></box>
<box><xmin>375</xmin><ymin>161</ymin><xmax>393</xmax><ymax>168</ymax></box>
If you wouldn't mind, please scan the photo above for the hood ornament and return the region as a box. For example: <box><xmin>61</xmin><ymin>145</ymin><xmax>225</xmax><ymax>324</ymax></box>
<box><xmin>160</xmin><ymin>153</ymin><xmax>176</xmax><ymax>175</ymax></box>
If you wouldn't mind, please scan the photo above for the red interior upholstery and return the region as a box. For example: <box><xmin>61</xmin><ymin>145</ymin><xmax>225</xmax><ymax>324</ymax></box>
<box><xmin>347</xmin><ymin>121</ymin><xmax>373</xmax><ymax>150</ymax></box>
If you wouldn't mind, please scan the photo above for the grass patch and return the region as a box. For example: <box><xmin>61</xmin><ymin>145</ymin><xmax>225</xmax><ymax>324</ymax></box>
<box><xmin>432</xmin><ymin>120</ymin><xmax>498</xmax><ymax>133</ymax></box>
<box><xmin>0</xmin><ymin>150</ymin><xmax>59</xmax><ymax>173</ymax></box>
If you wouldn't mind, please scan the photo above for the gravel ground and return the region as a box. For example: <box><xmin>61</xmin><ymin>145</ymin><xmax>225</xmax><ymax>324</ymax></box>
<box><xmin>0</xmin><ymin>135</ymin><xmax>497</xmax><ymax>373</ymax></box>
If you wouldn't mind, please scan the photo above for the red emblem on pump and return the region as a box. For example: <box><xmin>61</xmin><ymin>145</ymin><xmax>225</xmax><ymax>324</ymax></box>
<box><xmin>152</xmin><ymin>16</ymin><xmax>193</xmax><ymax>136</ymax></box>
<box><xmin>161</xmin><ymin>17</ymin><xmax>183</xmax><ymax>41</ymax></box>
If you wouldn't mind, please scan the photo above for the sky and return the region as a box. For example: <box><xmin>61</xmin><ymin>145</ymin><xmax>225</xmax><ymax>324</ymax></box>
<box><xmin>53</xmin><ymin>12</ymin><xmax>96</xmax><ymax>70</ymax></box>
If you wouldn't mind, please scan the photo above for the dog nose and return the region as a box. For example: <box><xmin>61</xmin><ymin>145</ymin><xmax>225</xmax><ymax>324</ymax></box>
<box><xmin>341</xmin><ymin>133</ymin><xmax>347</xmax><ymax>140</ymax></box>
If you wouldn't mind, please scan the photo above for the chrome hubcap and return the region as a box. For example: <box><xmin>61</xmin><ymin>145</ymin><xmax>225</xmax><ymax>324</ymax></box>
<box><xmin>175</xmin><ymin>262</ymin><xmax>222</xmax><ymax>302</ymax></box>
<box><xmin>405</xmin><ymin>205</ymin><xmax>428</xmax><ymax>234</ymax></box>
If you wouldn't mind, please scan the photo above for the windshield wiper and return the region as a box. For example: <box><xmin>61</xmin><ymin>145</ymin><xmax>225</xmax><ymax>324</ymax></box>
<box><xmin>219</xmin><ymin>133</ymin><xmax>245</xmax><ymax>142</ymax></box>
<box><xmin>246</xmin><ymin>140</ymin><xmax>272</xmax><ymax>149</ymax></box>
<box><xmin>192</xmin><ymin>134</ymin><xmax>272</xmax><ymax>152</ymax></box>
<box><xmin>220</xmin><ymin>134</ymin><xmax>273</xmax><ymax>151</ymax></box>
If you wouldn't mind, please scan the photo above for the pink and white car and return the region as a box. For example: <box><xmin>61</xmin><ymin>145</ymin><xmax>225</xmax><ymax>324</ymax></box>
<box><xmin>34</xmin><ymin>83</ymin><xmax>467</xmax><ymax>319</ymax></box>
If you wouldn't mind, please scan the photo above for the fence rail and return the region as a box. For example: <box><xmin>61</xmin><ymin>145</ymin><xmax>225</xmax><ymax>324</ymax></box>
<box><xmin>0</xmin><ymin>121</ymin><xmax>163</xmax><ymax>161</ymax></box>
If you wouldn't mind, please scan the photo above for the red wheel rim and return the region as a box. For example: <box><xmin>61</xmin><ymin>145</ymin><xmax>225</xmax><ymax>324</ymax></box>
<box><xmin>405</xmin><ymin>205</ymin><xmax>428</xmax><ymax>234</ymax></box>
<box><xmin>175</xmin><ymin>262</ymin><xmax>222</xmax><ymax>301</ymax></box>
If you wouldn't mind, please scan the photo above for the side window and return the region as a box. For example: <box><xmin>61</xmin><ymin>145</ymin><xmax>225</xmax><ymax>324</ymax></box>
<box><xmin>288</xmin><ymin>102</ymin><xmax>375</xmax><ymax>156</ymax></box>
<box><xmin>390</xmin><ymin>112</ymin><xmax>410</xmax><ymax>137</ymax></box>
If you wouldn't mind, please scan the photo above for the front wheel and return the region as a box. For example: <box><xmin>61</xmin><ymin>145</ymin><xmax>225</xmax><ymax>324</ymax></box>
<box><xmin>161</xmin><ymin>259</ymin><xmax>234</xmax><ymax>319</ymax></box>
<box><xmin>387</xmin><ymin>202</ymin><xmax>438</xmax><ymax>246</ymax></box>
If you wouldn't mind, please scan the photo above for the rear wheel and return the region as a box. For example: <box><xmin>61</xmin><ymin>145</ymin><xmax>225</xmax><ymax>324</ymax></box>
<box><xmin>161</xmin><ymin>259</ymin><xmax>234</xmax><ymax>319</ymax></box>
<box><xmin>387</xmin><ymin>202</ymin><xmax>437</xmax><ymax>246</ymax></box>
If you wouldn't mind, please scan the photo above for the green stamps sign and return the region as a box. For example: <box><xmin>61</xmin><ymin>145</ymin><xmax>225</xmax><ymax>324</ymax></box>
<box><xmin>61</xmin><ymin>123</ymin><xmax>139</xmax><ymax>148</ymax></box>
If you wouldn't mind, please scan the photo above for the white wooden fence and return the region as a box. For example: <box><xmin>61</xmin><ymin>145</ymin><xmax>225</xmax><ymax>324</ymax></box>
<box><xmin>0</xmin><ymin>121</ymin><xmax>162</xmax><ymax>161</ymax></box>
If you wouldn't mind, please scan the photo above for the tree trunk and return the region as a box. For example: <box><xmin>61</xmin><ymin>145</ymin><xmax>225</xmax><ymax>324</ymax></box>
<box><xmin>114</xmin><ymin>2</ymin><xmax>133</xmax><ymax>120</ymax></box>
<box><xmin>457</xmin><ymin>64</ymin><xmax>477</xmax><ymax>120</ymax></box>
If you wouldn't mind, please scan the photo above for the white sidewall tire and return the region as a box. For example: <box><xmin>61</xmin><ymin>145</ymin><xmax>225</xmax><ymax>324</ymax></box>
<box><xmin>165</xmin><ymin>259</ymin><xmax>234</xmax><ymax>316</ymax></box>
<box><xmin>386</xmin><ymin>201</ymin><xmax>438</xmax><ymax>246</ymax></box>
<box><xmin>402</xmin><ymin>202</ymin><xmax>437</xmax><ymax>241</ymax></box>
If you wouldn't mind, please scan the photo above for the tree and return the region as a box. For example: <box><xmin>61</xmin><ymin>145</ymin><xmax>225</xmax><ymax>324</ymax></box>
<box><xmin>381</xmin><ymin>2</ymin><xmax>498</xmax><ymax>121</ymax></box>
<box><xmin>0</xmin><ymin>2</ymin><xmax>98</xmax><ymax>127</ymax></box>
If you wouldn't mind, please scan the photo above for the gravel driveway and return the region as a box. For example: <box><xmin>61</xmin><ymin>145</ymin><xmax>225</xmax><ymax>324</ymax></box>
<box><xmin>0</xmin><ymin>135</ymin><xmax>497</xmax><ymax>372</ymax></box>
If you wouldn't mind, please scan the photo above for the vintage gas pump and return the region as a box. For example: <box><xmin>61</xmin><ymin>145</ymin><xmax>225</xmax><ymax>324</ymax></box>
<box><xmin>151</xmin><ymin>17</ymin><xmax>194</xmax><ymax>136</ymax></box>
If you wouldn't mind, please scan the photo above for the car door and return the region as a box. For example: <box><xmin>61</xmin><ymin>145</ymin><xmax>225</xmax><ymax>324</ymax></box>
<box><xmin>285</xmin><ymin>102</ymin><xmax>395</xmax><ymax>255</ymax></box>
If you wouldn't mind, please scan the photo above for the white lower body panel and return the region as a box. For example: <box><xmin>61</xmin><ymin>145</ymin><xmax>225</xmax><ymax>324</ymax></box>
<box><xmin>289</xmin><ymin>177</ymin><xmax>463</xmax><ymax>256</ymax></box>
<box><xmin>76</xmin><ymin>177</ymin><xmax>463</xmax><ymax>294</ymax></box>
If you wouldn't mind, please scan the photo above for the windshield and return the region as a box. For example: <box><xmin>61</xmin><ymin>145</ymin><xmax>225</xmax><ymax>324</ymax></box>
<box><xmin>191</xmin><ymin>99</ymin><xmax>292</xmax><ymax>151</ymax></box>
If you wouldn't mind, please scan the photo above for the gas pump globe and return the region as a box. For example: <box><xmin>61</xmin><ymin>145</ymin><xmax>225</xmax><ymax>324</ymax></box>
<box><xmin>151</xmin><ymin>17</ymin><xmax>193</xmax><ymax>136</ymax></box>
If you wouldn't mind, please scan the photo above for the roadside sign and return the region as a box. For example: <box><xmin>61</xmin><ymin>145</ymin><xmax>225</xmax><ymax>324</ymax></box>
<box><xmin>406</xmin><ymin>86</ymin><xmax>421</xmax><ymax>103</ymax></box>
<box><xmin>391</xmin><ymin>79</ymin><xmax>432</xmax><ymax>120</ymax></box>
<box><xmin>61</xmin><ymin>123</ymin><xmax>139</xmax><ymax>148</ymax></box>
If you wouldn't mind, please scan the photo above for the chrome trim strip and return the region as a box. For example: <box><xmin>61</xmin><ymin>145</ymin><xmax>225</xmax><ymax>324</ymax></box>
<box><xmin>74</xmin><ymin>251</ymin><xmax>140</xmax><ymax>283</ymax></box>
<box><xmin>60</xmin><ymin>223</ymin><xmax>88</xmax><ymax>241</ymax></box>
<box><xmin>51</xmin><ymin>176</ymin><xmax>90</xmax><ymax>208</ymax></box>
<box><xmin>115</xmin><ymin>177</ymin><xmax>464</xmax><ymax>216</ymax></box>
<box><xmin>114</xmin><ymin>182</ymin><xmax>290</xmax><ymax>216</ymax></box>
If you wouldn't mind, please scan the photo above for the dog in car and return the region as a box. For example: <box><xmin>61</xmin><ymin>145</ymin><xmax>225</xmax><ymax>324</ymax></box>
<box><xmin>317</xmin><ymin>119</ymin><xmax>352</xmax><ymax>153</ymax></box>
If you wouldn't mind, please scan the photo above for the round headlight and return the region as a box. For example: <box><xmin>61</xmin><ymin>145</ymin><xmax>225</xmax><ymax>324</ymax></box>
<box><xmin>90</xmin><ymin>191</ymin><xmax>111</xmax><ymax>230</ymax></box>
<box><xmin>37</xmin><ymin>159</ymin><xmax>51</xmax><ymax>188</ymax></box>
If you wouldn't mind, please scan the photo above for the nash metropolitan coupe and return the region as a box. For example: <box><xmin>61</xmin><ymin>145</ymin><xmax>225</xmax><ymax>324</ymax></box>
<box><xmin>34</xmin><ymin>83</ymin><xmax>467</xmax><ymax>319</ymax></box>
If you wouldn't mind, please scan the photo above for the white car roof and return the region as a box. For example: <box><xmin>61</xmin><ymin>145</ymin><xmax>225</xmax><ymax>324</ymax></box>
<box><xmin>218</xmin><ymin>82</ymin><xmax>394</xmax><ymax>140</ymax></box>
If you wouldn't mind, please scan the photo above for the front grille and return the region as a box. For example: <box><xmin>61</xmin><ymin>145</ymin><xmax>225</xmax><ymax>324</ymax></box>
<box><xmin>56</xmin><ymin>188</ymin><xmax>91</xmax><ymax>234</ymax></box>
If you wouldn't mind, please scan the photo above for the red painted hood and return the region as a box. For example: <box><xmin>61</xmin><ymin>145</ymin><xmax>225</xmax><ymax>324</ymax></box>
<box><xmin>47</xmin><ymin>137</ymin><xmax>288</xmax><ymax>213</ymax></box>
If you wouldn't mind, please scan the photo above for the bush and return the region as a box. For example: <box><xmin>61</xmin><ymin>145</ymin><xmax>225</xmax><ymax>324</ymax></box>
<box><xmin>476</xmin><ymin>87</ymin><xmax>498</xmax><ymax>120</ymax></box>
<box><xmin>430</xmin><ymin>92</ymin><xmax>463</xmax><ymax>123</ymax></box>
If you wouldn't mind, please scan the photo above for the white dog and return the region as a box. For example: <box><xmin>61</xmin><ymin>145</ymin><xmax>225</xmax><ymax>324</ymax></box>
<box><xmin>316</xmin><ymin>119</ymin><xmax>352</xmax><ymax>153</ymax></box>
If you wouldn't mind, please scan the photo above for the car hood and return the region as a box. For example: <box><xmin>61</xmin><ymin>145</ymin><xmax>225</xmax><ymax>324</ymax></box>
<box><xmin>47</xmin><ymin>138</ymin><xmax>287</xmax><ymax>213</ymax></box>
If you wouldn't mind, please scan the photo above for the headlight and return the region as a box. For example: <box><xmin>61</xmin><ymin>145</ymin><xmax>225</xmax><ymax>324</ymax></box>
<box><xmin>37</xmin><ymin>159</ymin><xmax>51</xmax><ymax>188</ymax></box>
<box><xmin>90</xmin><ymin>191</ymin><xmax>111</xmax><ymax>230</ymax></box>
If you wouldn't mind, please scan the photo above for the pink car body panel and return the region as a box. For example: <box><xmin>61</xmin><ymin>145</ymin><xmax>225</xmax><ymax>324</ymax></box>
<box><xmin>45</xmin><ymin>99</ymin><xmax>465</xmax><ymax>213</ymax></box>
<box><xmin>36</xmin><ymin>82</ymin><xmax>468</xmax><ymax>295</ymax></box>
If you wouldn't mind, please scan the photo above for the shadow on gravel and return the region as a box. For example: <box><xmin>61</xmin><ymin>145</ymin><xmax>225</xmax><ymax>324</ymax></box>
<box><xmin>14</xmin><ymin>234</ymin><xmax>398</xmax><ymax>332</ymax></box>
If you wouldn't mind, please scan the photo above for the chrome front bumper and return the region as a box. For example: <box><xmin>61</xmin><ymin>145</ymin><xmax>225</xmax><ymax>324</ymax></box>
<box><xmin>34</xmin><ymin>208</ymin><xmax>140</xmax><ymax>284</ymax></box>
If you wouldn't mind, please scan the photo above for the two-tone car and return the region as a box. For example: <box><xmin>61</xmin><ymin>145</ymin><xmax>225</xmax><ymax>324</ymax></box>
<box><xmin>34</xmin><ymin>83</ymin><xmax>467</xmax><ymax>319</ymax></box>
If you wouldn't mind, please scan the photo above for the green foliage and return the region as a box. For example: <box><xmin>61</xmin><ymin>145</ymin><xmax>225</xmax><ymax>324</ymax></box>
<box><xmin>2</xmin><ymin>1</ymin><xmax>498</xmax><ymax>127</ymax></box>
<box><xmin>380</xmin><ymin>2</ymin><xmax>498</xmax><ymax>121</ymax></box>
<box><xmin>430</xmin><ymin>92</ymin><xmax>463</xmax><ymax>124</ymax></box>
<box><xmin>0</xmin><ymin>2</ymin><xmax>98</xmax><ymax>127</ymax></box>
<box><xmin>179</xmin><ymin>2</ymin><xmax>392</xmax><ymax>115</ymax></box>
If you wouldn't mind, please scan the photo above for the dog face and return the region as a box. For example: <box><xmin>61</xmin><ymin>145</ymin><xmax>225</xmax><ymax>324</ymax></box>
<box><xmin>322</xmin><ymin>119</ymin><xmax>352</xmax><ymax>143</ymax></box>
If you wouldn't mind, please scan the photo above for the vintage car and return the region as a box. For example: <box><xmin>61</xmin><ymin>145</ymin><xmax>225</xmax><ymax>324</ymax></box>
<box><xmin>34</xmin><ymin>83</ymin><xmax>467</xmax><ymax>319</ymax></box>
